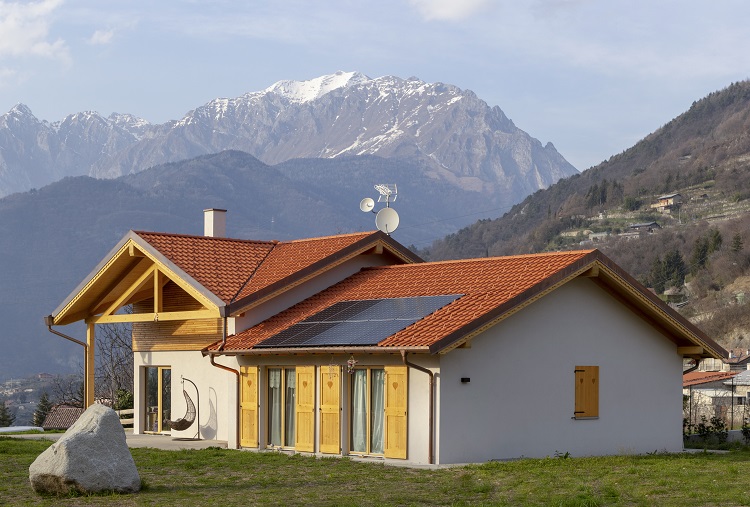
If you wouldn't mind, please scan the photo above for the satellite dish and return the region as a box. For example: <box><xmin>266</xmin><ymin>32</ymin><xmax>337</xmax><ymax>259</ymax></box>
<box><xmin>375</xmin><ymin>207</ymin><xmax>399</xmax><ymax>235</ymax></box>
<box><xmin>359</xmin><ymin>197</ymin><xmax>375</xmax><ymax>213</ymax></box>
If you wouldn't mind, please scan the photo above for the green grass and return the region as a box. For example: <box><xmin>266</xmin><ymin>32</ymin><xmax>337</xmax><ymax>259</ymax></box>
<box><xmin>3</xmin><ymin>437</ymin><xmax>750</xmax><ymax>506</ymax></box>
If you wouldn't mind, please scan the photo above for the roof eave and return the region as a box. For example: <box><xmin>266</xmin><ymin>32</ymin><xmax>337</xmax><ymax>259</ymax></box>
<box><xmin>203</xmin><ymin>345</ymin><xmax>430</xmax><ymax>356</ymax></box>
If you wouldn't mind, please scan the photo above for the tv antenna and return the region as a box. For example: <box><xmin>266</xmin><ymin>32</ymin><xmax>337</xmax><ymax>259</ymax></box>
<box><xmin>359</xmin><ymin>184</ymin><xmax>399</xmax><ymax>235</ymax></box>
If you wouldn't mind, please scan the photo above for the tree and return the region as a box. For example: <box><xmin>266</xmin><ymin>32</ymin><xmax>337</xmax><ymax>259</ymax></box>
<box><xmin>0</xmin><ymin>401</ymin><xmax>16</xmax><ymax>427</ymax></box>
<box><xmin>33</xmin><ymin>392</ymin><xmax>53</xmax><ymax>427</ymax></box>
<box><xmin>97</xmin><ymin>321</ymin><xmax>134</xmax><ymax>409</ymax></box>
<box><xmin>649</xmin><ymin>256</ymin><xmax>666</xmax><ymax>293</ymax></box>
<box><xmin>731</xmin><ymin>233</ymin><xmax>743</xmax><ymax>253</ymax></box>
<box><xmin>663</xmin><ymin>249</ymin><xmax>687</xmax><ymax>288</ymax></box>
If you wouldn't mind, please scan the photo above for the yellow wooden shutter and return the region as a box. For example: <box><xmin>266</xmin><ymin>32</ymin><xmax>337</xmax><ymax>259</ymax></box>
<box><xmin>295</xmin><ymin>365</ymin><xmax>315</xmax><ymax>452</ymax></box>
<box><xmin>319</xmin><ymin>365</ymin><xmax>340</xmax><ymax>454</ymax></box>
<box><xmin>384</xmin><ymin>365</ymin><xmax>408</xmax><ymax>459</ymax></box>
<box><xmin>240</xmin><ymin>365</ymin><xmax>259</xmax><ymax>447</ymax></box>
<box><xmin>574</xmin><ymin>366</ymin><xmax>599</xmax><ymax>419</ymax></box>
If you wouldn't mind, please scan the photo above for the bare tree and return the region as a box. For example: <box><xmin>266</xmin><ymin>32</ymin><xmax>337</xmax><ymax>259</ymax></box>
<box><xmin>50</xmin><ymin>317</ymin><xmax>133</xmax><ymax>409</ymax></box>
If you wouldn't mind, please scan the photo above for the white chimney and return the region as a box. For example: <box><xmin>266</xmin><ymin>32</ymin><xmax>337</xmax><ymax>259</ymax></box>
<box><xmin>204</xmin><ymin>208</ymin><xmax>227</xmax><ymax>238</ymax></box>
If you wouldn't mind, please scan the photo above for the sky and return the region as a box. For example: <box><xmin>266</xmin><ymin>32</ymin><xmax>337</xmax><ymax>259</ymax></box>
<box><xmin>1</xmin><ymin>0</ymin><xmax>749</xmax><ymax>171</ymax></box>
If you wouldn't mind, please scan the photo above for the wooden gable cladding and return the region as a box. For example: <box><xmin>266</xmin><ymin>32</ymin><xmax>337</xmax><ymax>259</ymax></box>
<box><xmin>132</xmin><ymin>282</ymin><xmax>222</xmax><ymax>352</ymax></box>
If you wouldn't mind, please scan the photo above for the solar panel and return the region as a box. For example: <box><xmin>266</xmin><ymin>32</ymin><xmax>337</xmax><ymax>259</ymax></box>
<box><xmin>255</xmin><ymin>294</ymin><xmax>462</xmax><ymax>349</ymax></box>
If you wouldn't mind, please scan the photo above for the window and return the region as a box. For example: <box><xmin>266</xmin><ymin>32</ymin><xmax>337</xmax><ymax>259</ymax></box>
<box><xmin>145</xmin><ymin>366</ymin><xmax>171</xmax><ymax>433</ymax></box>
<box><xmin>268</xmin><ymin>367</ymin><xmax>296</xmax><ymax>447</ymax></box>
<box><xmin>350</xmin><ymin>365</ymin><xmax>408</xmax><ymax>458</ymax></box>
<box><xmin>351</xmin><ymin>368</ymin><xmax>385</xmax><ymax>454</ymax></box>
<box><xmin>574</xmin><ymin>366</ymin><xmax>599</xmax><ymax>419</ymax></box>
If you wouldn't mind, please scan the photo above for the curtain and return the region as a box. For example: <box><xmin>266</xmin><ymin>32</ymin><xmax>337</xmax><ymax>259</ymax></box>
<box><xmin>284</xmin><ymin>369</ymin><xmax>296</xmax><ymax>447</ymax></box>
<box><xmin>268</xmin><ymin>369</ymin><xmax>281</xmax><ymax>446</ymax></box>
<box><xmin>370</xmin><ymin>369</ymin><xmax>385</xmax><ymax>454</ymax></box>
<box><xmin>351</xmin><ymin>370</ymin><xmax>367</xmax><ymax>452</ymax></box>
<box><xmin>161</xmin><ymin>368</ymin><xmax>171</xmax><ymax>424</ymax></box>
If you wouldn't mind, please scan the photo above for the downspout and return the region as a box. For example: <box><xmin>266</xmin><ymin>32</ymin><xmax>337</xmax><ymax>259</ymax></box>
<box><xmin>45</xmin><ymin>315</ymin><xmax>89</xmax><ymax>405</ymax></box>
<box><xmin>207</xmin><ymin>315</ymin><xmax>241</xmax><ymax>449</ymax></box>
<box><xmin>401</xmin><ymin>350</ymin><xmax>433</xmax><ymax>465</ymax></box>
<box><xmin>683</xmin><ymin>358</ymin><xmax>701</xmax><ymax>374</ymax></box>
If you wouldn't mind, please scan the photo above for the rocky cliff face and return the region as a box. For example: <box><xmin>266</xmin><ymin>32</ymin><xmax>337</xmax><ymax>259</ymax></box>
<box><xmin>0</xmin><ymin>72</ymin><xmax>578</xmax><ymax>198</ymax></box>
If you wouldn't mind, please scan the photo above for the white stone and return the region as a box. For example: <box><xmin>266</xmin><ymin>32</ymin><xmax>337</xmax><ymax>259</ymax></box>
<box><xmin>29</xmin><ymin>404</ymin><xmax>141</xmax><ymax>495</ymax></box>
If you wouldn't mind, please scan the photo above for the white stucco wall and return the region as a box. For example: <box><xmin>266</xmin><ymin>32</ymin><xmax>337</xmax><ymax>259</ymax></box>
<box><xmin>437</xmin><ymin>278</ymin><xmax>685</xmax><ymax>464</ymax></box>
<box><xmin>237</xmin><ymin>353</ymin><xmax>433</xmax><ymax>464</ymax></box>
<box><xmin>133</xmin><ymin>351</ymin><xmax>239</xmax><ymax>447</ymax></box>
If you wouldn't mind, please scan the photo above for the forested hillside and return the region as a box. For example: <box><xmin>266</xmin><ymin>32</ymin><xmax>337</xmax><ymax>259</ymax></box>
<box><xmin>420</xmin><ymin>81</ymin><xmax>750</xmax><ymax>351</ymax></box>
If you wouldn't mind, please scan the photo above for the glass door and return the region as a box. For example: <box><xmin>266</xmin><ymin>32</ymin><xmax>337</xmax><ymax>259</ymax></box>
<box><xmin>145</xmin><ymin>366</ymin><xmax>171</xmax><ymax>433</ymax></box>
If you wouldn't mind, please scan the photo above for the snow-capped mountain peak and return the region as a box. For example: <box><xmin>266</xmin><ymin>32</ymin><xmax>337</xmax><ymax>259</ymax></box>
<box><xmin>265</xmin><ymin>71</ymin><xmax>370</xmax><ymax>103</ymax></box>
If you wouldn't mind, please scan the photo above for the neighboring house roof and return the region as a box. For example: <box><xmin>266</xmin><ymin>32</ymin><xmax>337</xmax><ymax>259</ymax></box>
<box><xmin>50</xmin><ymin>230</ymin><xmax>421</xmax><ymax>325</ymax></box>
<box><xmin>725</xmin><ymin>369</ymin><xmax>750</xmax><ymax>386</ymax></box>
<box><xmin>657</xmin><ymin>193</ymin><xmax>681</xmax><ymax>200</ymax></box>
<box><xmin>683</xmin><ymin>370</ymin><xmax>737</xmax><ymax>387</ymax></box>
<box><xmin>213</xmin><ymin>249</ymin><xmax>726</xmax><ymax>358</ymax></box>
<box><xmin>630</xmin><ymin>222</ymin><xmax>661</xmax><ymax>230</ymax></box>
<box><xmin>42</xmin><ymin>405</ymin><xmax>83</xmax><ymax>430</ymax></box>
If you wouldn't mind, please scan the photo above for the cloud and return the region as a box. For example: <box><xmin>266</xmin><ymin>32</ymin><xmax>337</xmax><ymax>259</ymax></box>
<box><xmin>88</xmin><ymin>28</ymin><xmax>114</xmax><ymax>45</ymax></box>
<box><xmin>0</xmin><ymin>0</ymin><xmax>68</xmax><ymax>60</ymax></box>
<box><xmin>408</xmin><ymin>0</ymin><xmax>492</xmax><ymax>21</ymax></box>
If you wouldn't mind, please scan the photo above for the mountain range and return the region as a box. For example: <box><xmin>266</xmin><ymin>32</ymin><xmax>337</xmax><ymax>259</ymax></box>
<box><xmin>420</xmin><ymin>81</ymin><xmax>750</xmax><ymax>354</ymax></box>
<box><xmin>0</xmin><ymin>71</ymin><xmax>577</xmax><ymax>201</ymax></box>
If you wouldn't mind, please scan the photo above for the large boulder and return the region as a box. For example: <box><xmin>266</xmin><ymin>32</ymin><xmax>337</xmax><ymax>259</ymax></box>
<box><xmin>29</xmin><ymin>403</ymin><xmax>141</xmax><ymax>495</ymax></box>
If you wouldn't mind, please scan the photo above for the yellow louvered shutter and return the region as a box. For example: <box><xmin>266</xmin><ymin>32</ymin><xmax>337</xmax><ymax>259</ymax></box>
<box><xmin>384</xmin><ymin>365</ymin><xmax>408</xmax><ymax>459</ymax></box>
<box><xmin>240</xmin><ymin>365</ymin><xmax>258</xmax><ymax>447</ymax></box>
<box><xmin>319</xmin><ymin>365</ymin><xmax>341</xmax><ymax>454</ymax></box>
<box><xmin>574</xmin><ymin>366</ymin><xmax>599</xmax><ymax>419</ymax></box>
<box><xmin>295</xmin><ymin>366</ymin><xmax>315</xmax><ymax>452</ymax></box>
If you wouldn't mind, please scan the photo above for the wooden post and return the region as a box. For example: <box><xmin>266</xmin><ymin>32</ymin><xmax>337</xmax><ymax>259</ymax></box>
<box><xmin>86</xmin><ymin>323</ymin><xmax>96</xmax><ymax>408</ymax></box>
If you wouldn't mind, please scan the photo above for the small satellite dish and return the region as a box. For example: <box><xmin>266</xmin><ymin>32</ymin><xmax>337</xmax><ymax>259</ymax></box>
<box><xmin>375</xmin><ymin>207</ymin><xmax>400</xmax><ymax>235</ymax></box>
<box><xmin>359</xmin><ymin>197</ymin><xmax>375</xmax><ymax>213</ymax></box>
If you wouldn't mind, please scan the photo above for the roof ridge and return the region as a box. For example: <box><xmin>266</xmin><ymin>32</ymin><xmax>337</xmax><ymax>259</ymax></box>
<box><xmin>229</xmin><ymin>241</ymin><xmax>279</xmax><ymax>304</ymax></box>
<box><xmin>357</xmin><ymin>249</ymin><xmax>597</xmax><ymax>270</ymax></box>
<box><xmin>282</xmin><ymin>231</ymin><xmax>377</xmax><ymax>243</ymax></box>
<box><xmin>133</xmin><ymin>230</ymin><xmax>277</xmax><ymax>246</ymax></box>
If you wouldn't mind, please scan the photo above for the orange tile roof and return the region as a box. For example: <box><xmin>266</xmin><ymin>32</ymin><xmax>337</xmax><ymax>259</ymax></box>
<box><xmin>136</xmin><ymin>230</ymin><xmax>409</xmax><ymax>306</ymax></box>
<box><xmin>136</xmin><ymin>231</ymin><xmax>276</xmax><ymax>303</ymax></box>
<box><xmin>219</xmin><ymin>249</ymin><xmax>597</xmax><ymax>352</ymax></box>
<box><xmin>683</xmin><ymin>370</ymin><xmax>737</xmax><ymax>387</ymax></box>
<box><xmin>233</xmin><ymin>232</ymin><xmax>380</xmax><ymax>303</ymax></box>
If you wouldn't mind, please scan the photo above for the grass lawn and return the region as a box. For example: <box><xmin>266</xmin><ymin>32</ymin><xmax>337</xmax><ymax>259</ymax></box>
<box><xmin>2</xmin><ymin>437</ymin><xmax>750</xmax><ymax>506</ymax></box>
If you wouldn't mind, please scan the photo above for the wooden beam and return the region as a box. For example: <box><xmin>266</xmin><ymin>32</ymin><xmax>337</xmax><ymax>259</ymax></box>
<box><xmin>89</xmin><ymin>258</ymin><xmax>152</xmax><ymax>315</ymax></box>
<box><xmin>85</xmin><ymin>324</ymin><xmax>95</xmax><ymax>408</ymax></box>
<box><xmin>154</xmin><ymin>269</ymin><xmax>163</xmax><ymax>313</ymax></box>
<box><xmin>87</xmin><ymin>309</ymin><xmax>220</xmax><ymax>324</ymax></box>
<box><xmin>580</xmin><ymin>265</ymin><xmax>600</xmax><ymax>278</ymax></box>
<box><xmin>100</xmin><ymin>265</ymin><xmax>156</xmax><ymax>318</ymax></box>
<box><xmin>129</xmin><ymin>243</ymin><xmax>145</xmax><ymax>257</ymax></box>
<box><xmin>677</xmin><ymin>346</ymin><xmax>704</xmax><ymax>356</ymax></box>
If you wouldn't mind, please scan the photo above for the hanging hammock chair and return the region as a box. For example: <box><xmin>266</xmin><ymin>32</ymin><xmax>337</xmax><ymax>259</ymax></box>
<box><xmin>164</xmin><ymin>387</ymin><xmax>196</xmax><ymax>431</ymax></box>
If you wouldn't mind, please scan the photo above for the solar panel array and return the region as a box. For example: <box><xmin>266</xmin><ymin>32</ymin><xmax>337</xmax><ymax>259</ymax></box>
<box><xmin>255</xmin><ymin>294</ymin><xmax>462</xmax><ymax>348</ymax></box>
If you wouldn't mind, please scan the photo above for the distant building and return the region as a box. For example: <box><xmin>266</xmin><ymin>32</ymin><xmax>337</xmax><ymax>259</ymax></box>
<box><xmin>42</xmin><ymin>405</ymin><xmax>84</xmax><ymax>431</ymax></box>
<box><xmin>650</xmin><ymin>193</ymin><xmax>682</xmax><ymax>213</ymax></box>
<box><xmin>629</xmin><ymin>222</ymin><xmax>661</xmax><ymax>233</ymax></box>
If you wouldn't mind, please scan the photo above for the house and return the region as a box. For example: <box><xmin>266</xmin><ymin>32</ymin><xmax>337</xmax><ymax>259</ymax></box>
<box><xmin>45</xmin><ymin>210</ymin><xmax>726</xmax><ymax>464</ymax></box>
<box><xmin>629</xmin><ymin>222</ymin><xmax>661</xmax><ymax>233</ymax></box>
<box><xmin>42</xmin><ymin>405</ymin><xmax>84</xmax><ymax>430</ymax></box>
<box><xmin>650</xmin><ymin>193</ymin><xmax>683</xmax><ymax>213</ymax></box>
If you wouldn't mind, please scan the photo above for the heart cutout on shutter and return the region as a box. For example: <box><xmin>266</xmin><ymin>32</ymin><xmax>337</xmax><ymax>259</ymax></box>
<box><xmin>303</xmin><ymin>381</ymin><xmax>308</xmax><ymax>388</ymax></box>
<box><xmin>327</xmin><ymin>381</ymin><xmax>333</xmax><ymax>388</ymax></box>
<box><xmin>392</xmin><ymin>382</ymin><xmax>398</xmax><ymax>390</ymax></box>
<box><xmin>247</xmin><ymin>380</ymin><xmax>252</xmax><ymax>387</ymax></box>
